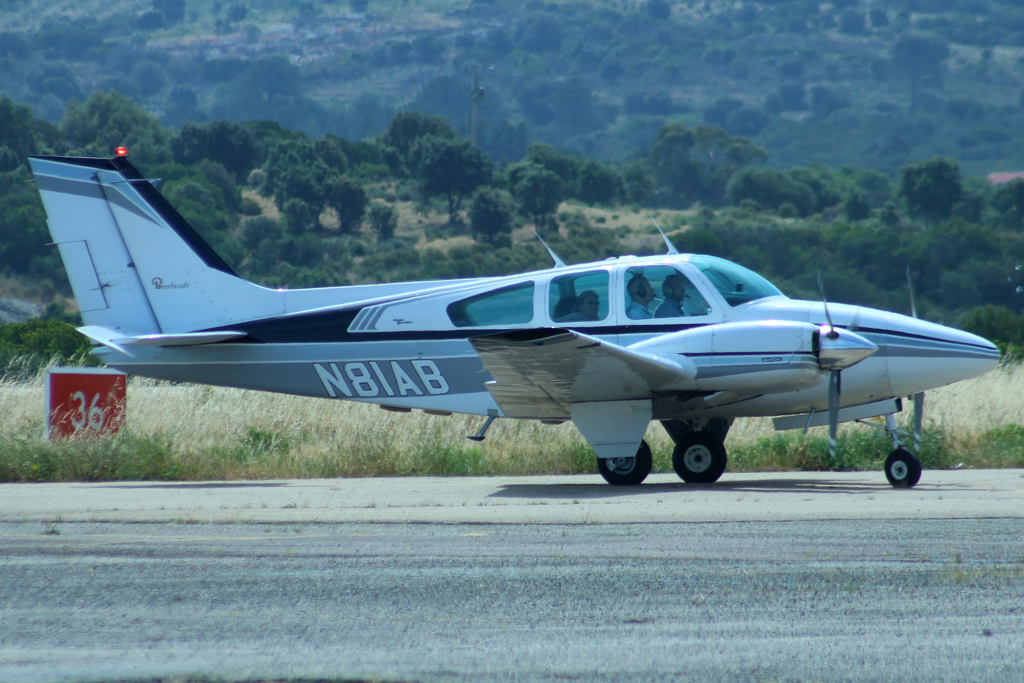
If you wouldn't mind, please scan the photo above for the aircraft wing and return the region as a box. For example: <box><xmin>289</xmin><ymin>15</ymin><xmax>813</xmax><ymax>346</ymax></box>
<box><xmin>469</xmin><ymin>329</ymin><xmax>697</xmax><ymax>419</ymax></box>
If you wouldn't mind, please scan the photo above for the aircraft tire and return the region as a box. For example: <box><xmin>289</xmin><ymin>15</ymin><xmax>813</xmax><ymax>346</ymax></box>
<box><xmin>884</xmin><ymin>448</ymin><xmax>922</xmax><ymax>488</ymax></box>
<box><xmin>597</xmin><ymin>440</ymin><xmax>652</xmax><ymax>486</ymax></box>
<box><xmin>672</xmin><ymin>432</ymin><xmax>727</xmax><ymax>484</ymax></box>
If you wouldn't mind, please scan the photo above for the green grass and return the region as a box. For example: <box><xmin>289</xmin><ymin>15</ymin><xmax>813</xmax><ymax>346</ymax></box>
<box><xmin>1</xmin><ymin>368</ymin><xmax>1022</xmax><ymax>483</ymax></box>
<box><xmin>2</xmin><ymin>420</ymin><xmax>1023</xmax><ymax>483</ymax></box>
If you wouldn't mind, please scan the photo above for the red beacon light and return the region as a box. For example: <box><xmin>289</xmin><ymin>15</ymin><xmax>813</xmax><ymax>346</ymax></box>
<box><xmin>114</xmin><ymin>146</ymin><xmax>128</xmax><ymax>157</ymax></box>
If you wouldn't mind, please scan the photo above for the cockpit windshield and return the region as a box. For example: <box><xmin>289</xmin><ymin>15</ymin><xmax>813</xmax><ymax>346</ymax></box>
<box><xmin>687</xmin><ymin>256</ymin><xmax>784</xmax><ymax>306</ymax></box>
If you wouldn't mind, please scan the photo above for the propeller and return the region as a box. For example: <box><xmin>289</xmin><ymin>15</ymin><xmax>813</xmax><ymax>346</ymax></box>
<box><xmin>907</xmin><ymin>265</ymin><xmax>924</xmax><ymax>453</ymax></box>
<box><xmin>816</xmin><ymin>272</ymin><xmax>878</xmax><ymax>459</ymax></box>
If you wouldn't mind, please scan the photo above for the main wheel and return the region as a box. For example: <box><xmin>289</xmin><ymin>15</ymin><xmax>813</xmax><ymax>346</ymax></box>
<box><xmin>597</xmin><ymin>440</ymin><xmax>652</xmax><ymax>486</ymax></box>
<box><xmin>672</xmin><ymin>431</ymin><xmax>727</xmax><ymax>484</ymax></box>
<box><xmin>884</xmin><ymin>448</ymin><xmax>922</xmax><ymax>488</ymax></box>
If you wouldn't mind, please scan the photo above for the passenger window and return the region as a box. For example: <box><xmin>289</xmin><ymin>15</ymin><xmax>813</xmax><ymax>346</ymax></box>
<box><xmin>548</xmin><ymin>271</ymin><xmax>610</xmax><ymax>323</ymax></box>
<box><xmin>623</xmin><ymin>266</ymin><xmax>711</xmax><ymax>320</ymax></box>
<box><xmin>447</xmin><ymin>282</ymin><xmax>535</xmax><ymax>328</ymax></box>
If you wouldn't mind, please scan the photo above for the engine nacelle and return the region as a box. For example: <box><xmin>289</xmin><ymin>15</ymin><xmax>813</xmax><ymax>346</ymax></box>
<box><xmin>631</xmin><ymin>320</ymin><xmax>824</xmax><ymax>393</ymax></box>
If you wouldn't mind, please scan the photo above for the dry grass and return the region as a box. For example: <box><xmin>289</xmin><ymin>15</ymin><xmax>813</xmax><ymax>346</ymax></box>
<box><xmin>1</xmin><ymin>363</ymin><xmax>1023</xmax><ymax>482</ymax></box>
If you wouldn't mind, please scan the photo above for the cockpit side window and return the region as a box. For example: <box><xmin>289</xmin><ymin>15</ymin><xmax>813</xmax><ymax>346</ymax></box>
<box><xmin>687</xmin><ymin>256</ymin><xmax>783</xmax><ymax>306</ymax></box>
<box><xmin>447</xmin><ymin>281</ymin><xmax>535</xmax><ymax>328</ymax></box>
<box><xmin>623</xmin><ymin>266</ymin><xmax>711</xmax><ymax>320</ymax></box>
<box><xmin>548</xmin><ymin>270</ymin><xmax>610</xmax><ymax>324</ymax></box>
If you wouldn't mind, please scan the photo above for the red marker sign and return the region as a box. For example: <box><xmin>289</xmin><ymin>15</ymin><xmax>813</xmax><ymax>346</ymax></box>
<box><xmin>45</xmin><ymin>368</ymin><xmax>127</xmax><ymax>439</ymax></box>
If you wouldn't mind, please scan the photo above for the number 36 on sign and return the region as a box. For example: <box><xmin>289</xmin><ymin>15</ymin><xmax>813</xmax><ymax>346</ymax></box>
<box><xmin>45</xmin><ymin>368</ymin><xmax>127</xmax><ymax>439</ymax></box>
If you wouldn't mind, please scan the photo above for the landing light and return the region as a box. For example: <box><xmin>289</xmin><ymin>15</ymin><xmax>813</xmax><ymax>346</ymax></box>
<box><xmin>114</xmin><ymin>147</ymin><xmax>128</xmax><ymax>156</ymax></box>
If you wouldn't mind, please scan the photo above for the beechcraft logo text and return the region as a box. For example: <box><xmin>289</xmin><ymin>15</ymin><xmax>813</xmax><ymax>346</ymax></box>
<box><xmin>151</xmin><ymin>277</ymin><xmax>189</xmax><ymax>289</ymax></box>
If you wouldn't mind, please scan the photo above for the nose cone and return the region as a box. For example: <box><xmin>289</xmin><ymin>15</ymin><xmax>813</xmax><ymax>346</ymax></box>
<box><xmin>885</xmin><ymin>313</ymin><xmax>1001</xmax><ymax>396</ymax></box>
<box><xmin>818</xmin><ymin>326</ymin><xmax>878</xmax><ymax>371</ymax></box>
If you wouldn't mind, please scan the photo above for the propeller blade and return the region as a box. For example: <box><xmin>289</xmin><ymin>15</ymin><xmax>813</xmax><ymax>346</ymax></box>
<box><xmin>906</xmin><ymin>265</ymin><xmax>917</xmax><ymax>319</ymax></box>
<box><xmin>913</xmin><ymin>391</ymin><xmax>924</xmax><ymax>453</ymax></box>
<box><xmin>907</xmin><ymin>268</ymin><xmax>924</xmax><ymax>454</ymax></box>
<box><xmin>828</xmin><ymin>370</ymin><xmax>841</xmax><ymax>459</ymax></box>
<box><xmin>817</xmin><ymin>271</ymin><xmax>837</xmax><ymax>338</ymax></box>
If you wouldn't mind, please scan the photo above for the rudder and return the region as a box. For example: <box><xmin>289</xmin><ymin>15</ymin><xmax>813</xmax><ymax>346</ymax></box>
<box><xmin>30</xmin><ymin>155</ymin><xmax>283</xmax><ymax>334</ymax></box>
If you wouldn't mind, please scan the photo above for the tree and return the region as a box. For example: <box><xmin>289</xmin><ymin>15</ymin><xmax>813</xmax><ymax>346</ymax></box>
<box><xmin>525</xmin><ymin>143</ymin><xmax>580</xmax><ymax>193</ymax></box>
<box><xmin>960</xmin><ymin>306</ymin><xmax>1024</xmax><ymax>347</ymax></box>
<box><xmin>892</xmin><ymin>35</ymin><xmax>950</xmax><ymax>111</ymax></box>
<box><xmin>622</xmin><ymin>161</ymin><xmax>655</xmax><ymax>205</ymax></box>
<box><xmin>469</xmin><ymin>187</ymin><xmax>513</xmax><ymax>244</ymax></box>
<box><xmin>282</xmin><ymin>198</ymin><xmax>313</xmax><ymax>234</ymax></box>
<box><xmin>651</xmin><ymin>123</ymin><xmax>766</xmax><ymax>206</ymax></box>
<box><xmin>577</xmin><ymin>160</ymin><xmax>622</xmax><ymax>206</ymax></box>
<box><xmin>324</xmin><ymin>177</ymin><xmax>367</xmax><ymax>233</ymax></box>
<box><xmin>262</xmin><ymin>139</ymin><xmax>334</xmax><ymax>215</ymax></box>
<box><xmin>0</xmin><ymin>98</ymin><xmax>39</xmax><ymax>164</ymax></box>
<box><xmin>512</xmin><ymin>164</ymin><xmax>563</xmax><ymax>227</ymax></box>
<box><xmin>172</xmin><ymin>120</ymin><xmax>262</xmax><ymax>182</ymax></box>
<box><xmin>412</xmin><ymin>135</ymin><xmax>493</xmax><ymax>223</ymax></box>
<box><xmin>61</xmin><ymin>90</ymin><xmax>172</xmax><ymax>165</ymax></box>
<box><xmin>380</xmin><ymin>111</ymin><xmax>457</xmax><ymax>160</ymax></box>
<box><xmin>369</xmin><ymin>202</ymin><xmax>397</xmax><ymax>240</ymax></box>
<box><xmin>992</xmin><ymin>179</ymin><xmax>1024</xmax><ymax>231</ymax></box>
<box><xmin>844</xmin><ymin>190</ymin><xmax>872</xmax><ymax>221</ymax></box>
<box><xmin>726</xmin><ymin>168</ymin><xmax>816</xmax><ymax>216</ymax></box>
<box><xmin>898</xmin><ymin>158</ymin><xmax>962</xmax><ymax>223</ymax></box>
<box><xmin>0</xmin><ymin>192</ymin><xmax>48</xmax><ymax>273</ymax></box>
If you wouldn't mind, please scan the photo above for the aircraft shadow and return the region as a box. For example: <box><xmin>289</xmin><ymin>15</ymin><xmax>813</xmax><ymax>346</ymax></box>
<box><xmin>88</xmin><ymin>482</ymin><xmax>289</xmax><ymax>489</ymax></box>
<box><xmin>490</xmin><ymin>477</ymin><xmax>924</xmax><ymax>499</ymax></box>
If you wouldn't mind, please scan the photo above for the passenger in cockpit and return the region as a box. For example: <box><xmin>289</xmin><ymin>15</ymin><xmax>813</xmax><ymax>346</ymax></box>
<box><xmin>560</xmin><ymin>290</ymin><xmax>601</xmax><ymax>321</ymax></box>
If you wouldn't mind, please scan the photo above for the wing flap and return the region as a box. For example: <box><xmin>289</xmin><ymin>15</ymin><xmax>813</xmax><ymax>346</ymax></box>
<box><xmin>470</xmin><ymin>329</ymin><xmax>697</xmax><ymax>419</ymax></box>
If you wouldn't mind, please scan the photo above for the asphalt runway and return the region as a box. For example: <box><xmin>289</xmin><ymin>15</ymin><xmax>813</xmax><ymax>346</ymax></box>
<box><xmin>2</xmin><ymin>472</ymin><xmax>1024</xmax><ymax>682</ymax></box>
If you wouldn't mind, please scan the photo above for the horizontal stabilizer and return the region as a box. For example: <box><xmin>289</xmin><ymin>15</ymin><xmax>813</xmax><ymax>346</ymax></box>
<box><xmin>78</xmin><ymin>325</ymin><xmax>246</xmax><ymax>353</ymax></box>
<box><xmin>470</xmin><ymin>328</ymin><xmax>697</xmax><ymax>419</ymax></box>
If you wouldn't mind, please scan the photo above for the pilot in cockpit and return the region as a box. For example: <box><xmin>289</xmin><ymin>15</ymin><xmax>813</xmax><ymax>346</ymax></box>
<box><xmin>655</xmin><ymin>273</ymin><xmax>689</xmax><ymax>318</ymax></box>
<box><xmin>626</xmin><ymin>275</ymin><xmax>655</xmax><ymax>319</ymax></box>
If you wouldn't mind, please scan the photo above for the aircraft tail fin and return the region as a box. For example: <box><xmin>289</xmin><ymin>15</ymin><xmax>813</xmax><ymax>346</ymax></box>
<box><xmin>29</xmin><ymin>155</ymin><xmax>284</xmax><ymax>335</ymax></box>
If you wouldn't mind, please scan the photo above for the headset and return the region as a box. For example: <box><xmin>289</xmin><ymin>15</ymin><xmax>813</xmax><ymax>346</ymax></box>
<box><xmin>629</xmin><ymin>276</ymin><xmax>648</xmax><ymax>299</ymax></box>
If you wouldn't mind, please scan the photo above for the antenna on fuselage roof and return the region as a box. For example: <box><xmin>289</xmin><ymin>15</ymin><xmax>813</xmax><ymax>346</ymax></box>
<box><xmin>533</xmin><ymin>229</ymin><xmax>566</xmax><ymax>268</ymax></box>
<box><xmin>649</xmin><ymin>213</ymin><xmax>679</xmax><ymax>255</ymax></box>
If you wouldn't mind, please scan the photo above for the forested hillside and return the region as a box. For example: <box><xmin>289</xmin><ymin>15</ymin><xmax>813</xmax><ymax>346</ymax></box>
<box><xmin>3</xmin><ymin>0</ymin><xmax>1024</xmax><ymax>175</ymax></box>
<box><xmin>2</xmin><ymin>0</ymin><xmax>1024</xmax><ymax>355</ymax></box>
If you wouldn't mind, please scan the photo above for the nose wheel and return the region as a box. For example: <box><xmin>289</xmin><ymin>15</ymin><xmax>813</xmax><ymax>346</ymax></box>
<box><xmin>884</xmin><ymin>448</ymin><xmax>922</xmax><ymax>488</ymax></box>
<box><xmin>597</xmin><ymin>440</ymin><xmax>652</xmax><ymax>486</ymax></box>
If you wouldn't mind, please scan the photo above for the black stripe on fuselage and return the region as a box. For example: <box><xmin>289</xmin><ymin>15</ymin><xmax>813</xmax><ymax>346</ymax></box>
<box><xmin>211</xmin><ymin>312</ymin><xmax>710</xmax><ymax>343</ymax></box>
<box><xmin>207</xmin><ymin>310</ymin><xmax>996</xmax><ymax>353</ymax></box>
<box><xmin>837</xmin><ymin>325</ymin><xmax>997</xmax><ymax>352</ymax></box>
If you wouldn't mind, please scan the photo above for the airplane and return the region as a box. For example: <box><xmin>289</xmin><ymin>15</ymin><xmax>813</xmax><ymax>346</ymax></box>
<box><xmin>28</xmin><ymin>151</ymin><xmax>1001</xmax><ymax>489</ymax></box>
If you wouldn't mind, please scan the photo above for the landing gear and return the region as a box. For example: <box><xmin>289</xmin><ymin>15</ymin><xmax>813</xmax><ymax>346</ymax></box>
<box><xmin>597</xmin><ymin>440</ymin><xmax>652</xmax><ymax>486</ymax></box>
<box><xmin>672</xmin><ymin>431</ymin><xmax>728</xmax><ymax>484</ymax></box>
<box><xmin>884</xmin><ymin>448</ymin><xmax>922</xmax><ymax>488</ymax></box>
<box><xmin>879</xmin><ymin>413</ymin><xmax>921</xmax><ymax>489</ymax></box>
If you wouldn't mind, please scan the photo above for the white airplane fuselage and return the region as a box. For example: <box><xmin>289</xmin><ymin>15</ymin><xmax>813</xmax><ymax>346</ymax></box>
<box><xmin>87</xmin><ymin>257</ymin><xmax>998</xmax><ymax>424</ymax></box>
